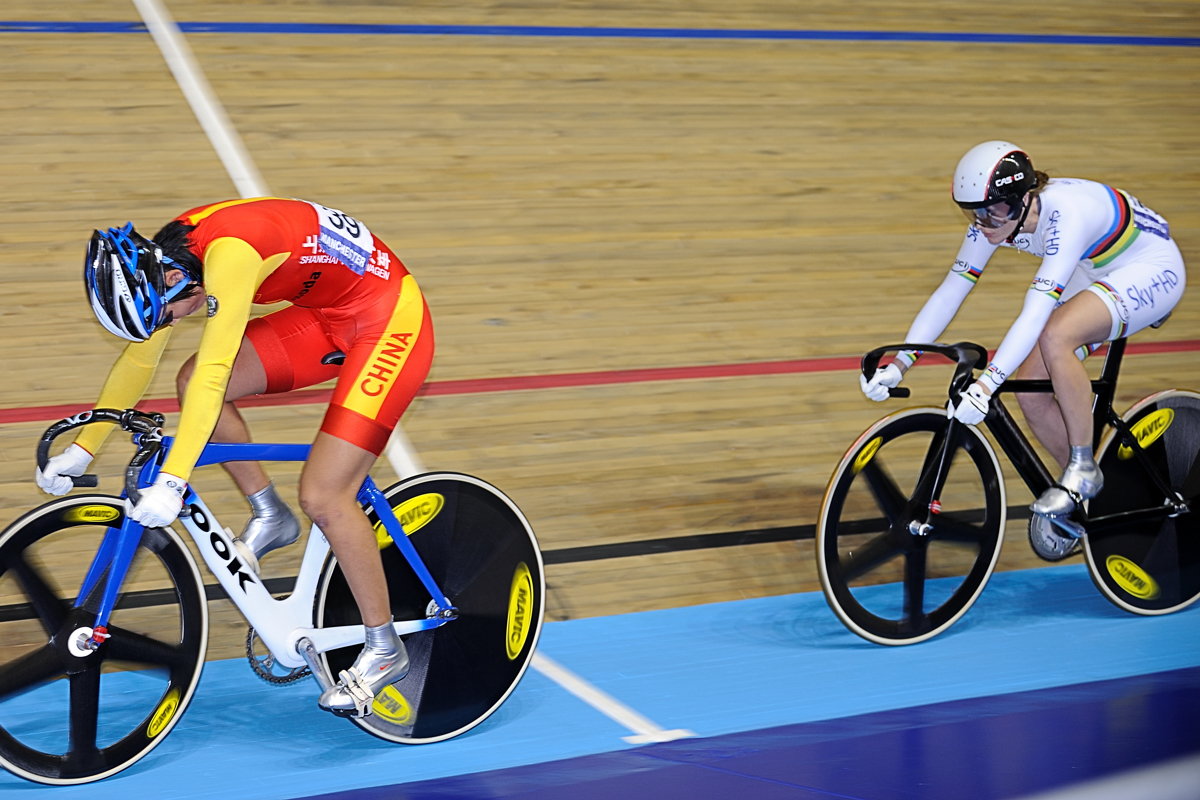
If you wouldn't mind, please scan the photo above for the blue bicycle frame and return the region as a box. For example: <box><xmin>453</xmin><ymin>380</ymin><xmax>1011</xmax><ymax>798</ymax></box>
<box><xmin>73</xmin><ymin>436</ymin><xmax>454</xmax><ymax>638</ymax></box>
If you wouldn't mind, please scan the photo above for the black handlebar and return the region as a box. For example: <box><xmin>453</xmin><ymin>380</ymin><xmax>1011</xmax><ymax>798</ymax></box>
<box><xmin>38</xmin><ymin>409</ymin><xmax>167</xmax><ymax>500</ymax></box>
<box><xmin>861</xmin><ymin>342</ymin><xmax>989</xmax><ymax>404</ymax></box>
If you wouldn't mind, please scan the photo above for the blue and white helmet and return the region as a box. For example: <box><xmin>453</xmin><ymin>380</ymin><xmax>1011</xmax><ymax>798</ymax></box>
<box><xmin>84</xmin><ymin>223</ymin><xmax>194</xmax><ymax>341</ymax></box>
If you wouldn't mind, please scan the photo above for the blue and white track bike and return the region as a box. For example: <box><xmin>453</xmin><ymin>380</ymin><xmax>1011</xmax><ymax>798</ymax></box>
<box><xmin>0</xmin><ymin>408</ymin><xmax>544</xmax><ymax>785</ymax></box>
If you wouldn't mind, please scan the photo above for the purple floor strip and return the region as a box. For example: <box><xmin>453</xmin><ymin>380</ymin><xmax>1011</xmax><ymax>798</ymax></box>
<box><xmin>297</xmin><ymin>666</ymin><xmax>1200</xmax><ymax>800</ymax></box>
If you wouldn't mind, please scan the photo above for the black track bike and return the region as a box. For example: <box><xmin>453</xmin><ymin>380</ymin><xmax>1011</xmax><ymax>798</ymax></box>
<box><xmin>817</xmin><ymin>339</ymin><xmax>1199</xmax><ymax>645</ymax></box>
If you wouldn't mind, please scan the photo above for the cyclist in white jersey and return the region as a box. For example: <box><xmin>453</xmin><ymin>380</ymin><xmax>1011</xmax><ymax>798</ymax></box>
<box><xmin>861</xmin><ymin>141</ymin><xmax>1186</xmax><ymax>559</ymax></box>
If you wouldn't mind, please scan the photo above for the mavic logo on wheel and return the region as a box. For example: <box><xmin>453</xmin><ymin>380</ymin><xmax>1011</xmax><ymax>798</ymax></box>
<box><xmin>852</xmin><ymin>438</ymin><xmax>883</xmax><ymax>475</ymax></box>
<box><xmin>371</xmin><ymin>685</ymin><xmax>414</xmax><ymax>725</ymax></box>
<box><xmin>1118</xmin><ymin>409</ymin><xmax>1173</xmax><ymax>460</ymax></box>
<box><xmin>506</xmin><ymin>562</ymin><xmax>534</xmax><ymax>661</ymax></box>
<box><xmin>189</xmin><ymin>505</ymin><xmax>258</xmax><ymax>593</ymax></box>
<box><xmin>147</xmin><ymin>688</ymin><xmax>180</xmax><ymax>738</ymax></box>
<box><xmin>1106</xmin><ymin>555</ymin><xmax>1160</xmax><ymax>600</ymax></box>
<box><xmin>374</xmin><ymin>493</ymin><xmax>444</xmax><ymax>548</ymax></box>
<box><xmin>62</xmin><ymin>505</ymin><xmax>120</xmax><ymax>523</ymax></box>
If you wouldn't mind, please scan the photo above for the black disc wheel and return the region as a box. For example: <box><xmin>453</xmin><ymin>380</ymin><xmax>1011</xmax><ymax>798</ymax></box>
<box><xmin>1086</xmin><ymin>390</ymin><xmax>1200</xmax><ymax>615</ymax></box>
<box><xmin>315</xmin><ymin>472</ymin><xmax>544</xmax><ymax>743</ymax></box>
<box><xmin>817</xmin><ymin>408</ymin><xmax>1006</xmax><ymax>645</ymax></box>
<box><xmin>0</xmin><ymin>495</ymin><xmax>207</xmax><ymax>784</ymax></box>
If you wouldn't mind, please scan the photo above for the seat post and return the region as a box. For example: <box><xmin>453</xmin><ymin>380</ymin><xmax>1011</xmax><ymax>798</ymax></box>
<box><xmin>1092</xmin><ymin>338</ymin><xmax>1126</xmax><ymax>450</ymax></box>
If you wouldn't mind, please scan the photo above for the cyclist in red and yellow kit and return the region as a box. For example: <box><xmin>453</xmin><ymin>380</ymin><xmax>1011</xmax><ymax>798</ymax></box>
<box><xmin>36</xmin><ymin>198</ymin><xmax>432</xmax><ymax>717</ymax></box>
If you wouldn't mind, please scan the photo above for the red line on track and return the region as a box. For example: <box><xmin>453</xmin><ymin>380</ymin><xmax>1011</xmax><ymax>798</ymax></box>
<box><xmin>3</xmin><ymin>339</ymin><xmax>1197</xmax><ymax>426</ymax></box>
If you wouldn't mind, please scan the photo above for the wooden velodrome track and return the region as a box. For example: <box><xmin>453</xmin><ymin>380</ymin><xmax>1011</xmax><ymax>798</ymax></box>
<box><xmin>1</xmin><ymin>0</ymin><xmax>1198</xmax><ymax>662</ymax></box>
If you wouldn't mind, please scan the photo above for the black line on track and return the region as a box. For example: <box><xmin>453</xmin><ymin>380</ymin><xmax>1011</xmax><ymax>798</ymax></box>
<box><xmin>0</xmin><ymin>506</ymin><xmax>1032</xmax><ymax>621</ymax></box>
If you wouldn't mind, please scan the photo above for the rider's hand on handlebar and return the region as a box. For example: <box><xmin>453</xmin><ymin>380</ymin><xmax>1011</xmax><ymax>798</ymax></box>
<box><xmin>950</xmin><ymin>382</ymin><xmax>991</xmax><ymax>425</ymax></box>
<box><xmin>860</xmin><ymin>363</ymin><xmax>905</xmax><ymax>402</ymax></box>
<box><xmin>126</xmin><ymin>472</ymin><xmax>188</xmax><ymax>528</ymax></box>
<box><xmin>36</xmin><ymin>443</ymin><xmax>93</xmax><ymax>496</ymax></box>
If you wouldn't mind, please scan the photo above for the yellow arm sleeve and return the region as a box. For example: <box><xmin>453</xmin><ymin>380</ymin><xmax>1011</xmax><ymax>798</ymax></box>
<box><xmin>73</xmin><ymin>327</ymin><xmax>173</xmax><ymax>456</ymax></box>
<box><xmin>161</xmin><ymin>237</ymin><xmax>270</xmax><ymax>482</ymax></box>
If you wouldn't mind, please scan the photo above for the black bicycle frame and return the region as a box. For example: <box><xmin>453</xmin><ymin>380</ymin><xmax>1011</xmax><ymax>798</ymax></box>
<box><xmin>862</xmin><ymin>339</ymin><xmax>1187</xmax><ymax>536</ymax></box>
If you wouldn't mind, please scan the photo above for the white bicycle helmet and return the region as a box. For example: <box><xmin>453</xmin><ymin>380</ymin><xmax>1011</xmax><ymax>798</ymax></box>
<box><xmin>952</xmin><ymin>141</ymin><xmax>1038</xmax><ymax>239</ymax></box>
<box><xmin>84</xmin><ymin>223</ymin><xmax>197</xmax><ymax>341</ymax></box>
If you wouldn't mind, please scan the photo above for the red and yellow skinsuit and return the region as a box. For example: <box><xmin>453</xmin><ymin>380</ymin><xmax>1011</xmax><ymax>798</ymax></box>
<box><xmin>75</xmin><ymin>198</ymin><xmax>434</xmax><ymax>482</ymax></box>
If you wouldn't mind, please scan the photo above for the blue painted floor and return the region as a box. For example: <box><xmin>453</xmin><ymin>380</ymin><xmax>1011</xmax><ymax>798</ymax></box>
<box><xmin>2</xmin><ymin>564</ymin><xmax>1198</xmax><ymax>799</ymax></box>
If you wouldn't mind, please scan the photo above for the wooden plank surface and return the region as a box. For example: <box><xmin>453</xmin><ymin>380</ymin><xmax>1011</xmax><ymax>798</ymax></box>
<box><xmin>0</xmin><ymin>1</ymin><xmax>1197</xmax><ymax>663</ymax></box>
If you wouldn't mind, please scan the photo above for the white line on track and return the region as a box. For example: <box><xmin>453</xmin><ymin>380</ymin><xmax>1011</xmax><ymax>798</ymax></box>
<box><xmin>531</xmin><ymin>652</ymin><xmax>695</xmax><ymax>744</ymax></box>
<box><xmin>131</xmin><ymin>0</ymin><xmax>266</xmax><ymax>198</ymax></box>
<box><xmin>129</xmin><ymin>0</ymin><xmax>424</xmax><ymax>478</ymax></box>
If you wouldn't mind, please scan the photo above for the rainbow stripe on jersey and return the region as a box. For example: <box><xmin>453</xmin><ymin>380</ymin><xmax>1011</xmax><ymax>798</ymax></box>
<box><xmin>1085</xmin><ymin>187</ymin><xmax>1139</xmax><ymax>267</ymax></box>
<box><xmin>1091</xmin><ymin>280</ymin><xmax>1128</xmax><ymax>339</ymax></box>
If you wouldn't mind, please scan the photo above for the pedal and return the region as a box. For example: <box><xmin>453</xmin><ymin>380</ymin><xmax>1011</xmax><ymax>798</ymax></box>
<box><xmin>338</xmin><ymin>669</ymin><xmax>376</xmax><ymax>718</ymax></box>
<box><xmin>319</xmin><ymin>668</ymin><xmax>377</xmax><ymax>718</ymax></box>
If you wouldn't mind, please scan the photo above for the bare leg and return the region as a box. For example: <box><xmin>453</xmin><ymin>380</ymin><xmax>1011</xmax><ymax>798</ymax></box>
<box><xmin>1037</xmin><ymin>292</ymin><xmax>1113</xmax><ymax>448</ymax></box>
<box><xmin>1013</xmin><ymin>346</ymin><xmax>1070</xmax><ymax>468</ymax></box>
<box><xmin>176</xmin><ymin>336</ymin><xmax>270</xmax><ymax>495</ymax></box>
<box><xmin>299</xmin><ymin>432</ymin><xmax>390</xmax><ymax>627</ymax></box>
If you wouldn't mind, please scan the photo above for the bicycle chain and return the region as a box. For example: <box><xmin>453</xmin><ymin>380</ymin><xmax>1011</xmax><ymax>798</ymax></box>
<box><xmin>245</xmin><ymin>627</ymin><xmax>311</xmax><ymax>685</ymax></box>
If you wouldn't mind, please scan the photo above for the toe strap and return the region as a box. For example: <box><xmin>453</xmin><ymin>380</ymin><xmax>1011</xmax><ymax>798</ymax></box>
<box><xmin>1052</xmin><ymin>483</ymin><xmax>1084</xmax><ymax>506</ymax></box>
<box><xmin>338</xmin><ymin>668</ymin><xmax>376</xmax><ymax>709</ymax></box>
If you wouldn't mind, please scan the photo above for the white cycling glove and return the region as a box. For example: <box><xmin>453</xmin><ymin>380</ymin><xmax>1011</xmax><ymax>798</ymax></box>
<box><xmin>859</xmin><ymin>363</ymin><xmax>904</xmax><ymax>402</ymax></box>
<box><xmin>126</xmin><ymin>473</ymin><xmax>188</xmax><ymax>528</ymax></box>
<box><xmin>36</xmin><ymin>443</ymin><xmax>94</xmax><ymax>496</ymax></box>
<box><xmin>951</xmin><ymin>383</ymin><xmax>991</xmax><ymax>426</ymax></box>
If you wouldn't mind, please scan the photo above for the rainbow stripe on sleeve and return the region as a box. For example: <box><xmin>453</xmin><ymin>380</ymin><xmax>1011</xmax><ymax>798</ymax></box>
<box><xmin>957</xmin><ymin>265</ymin><xmax>983</xmax><ymax>284</ymax></box>
<box><xmin>1085</xmin><ymin>187</ymin><xmax>1139</xmax><ymax>267</ymax></box>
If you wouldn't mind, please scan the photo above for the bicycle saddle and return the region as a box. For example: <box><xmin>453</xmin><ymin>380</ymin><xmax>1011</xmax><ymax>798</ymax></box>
<box><xmin>321</xmin><ymin>350</ymin><xmax>346</xmax><ymax>366</ymax></box>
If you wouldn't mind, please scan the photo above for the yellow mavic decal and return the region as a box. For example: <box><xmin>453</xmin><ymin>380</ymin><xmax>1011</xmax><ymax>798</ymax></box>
<box><xmin>62</xmin><ymin>505</ymin><xmax>120</xmax><ymax>524</ymax></box>
<box><xmin>147</xmin><ymin>688</ymin><xmax>181</xmax><ymax>738</ymax></box>
<box><xmin>852</xmin><ymin>438</ymin><xmax>883</xmax><ymax>475</ymax></box>
<box><xmin>1118</xmin><ymin>409</ymin><xmax>1173</xmax><ymax>460</ymax></box>
<box><xmin>372</xmin><ymin>685</ymin><xmax>414</xmax><ymax>724</ymax></box>
<box><xmin>374</xmin><ymin>493</ymin><xmax>444</xmax><ymax>548</ymax></box>
<box><xmin>1106</xmin><ymin>555</ymin><xmax>1160</xmax><ymax>600</ymax></box>
<box><xmin>506</xmin><ymin>562</ymin><xmax>534</xmax><ymax>660</ymax></box>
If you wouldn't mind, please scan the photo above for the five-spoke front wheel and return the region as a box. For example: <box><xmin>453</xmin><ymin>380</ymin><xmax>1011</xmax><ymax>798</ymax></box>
<box><xmin>817</xmin><ymin>409</ymin><xmax>1006</xmax><ymax>645</ymax></box>
<box><xmin>0</xmin><ymin>495</ymin><xmax>207</xmax><ymax>784</ymax></box>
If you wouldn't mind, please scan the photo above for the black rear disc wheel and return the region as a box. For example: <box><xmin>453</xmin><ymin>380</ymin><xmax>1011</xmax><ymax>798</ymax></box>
<box><xmin>315</xmin><ymin>472</ymin><xmax>544</xmax><ymax>743</ymax></box>
<box><xmin>1086</xmin><ymin>390</ymin><xmax>1200</xmax><ymax>615</ymax></box>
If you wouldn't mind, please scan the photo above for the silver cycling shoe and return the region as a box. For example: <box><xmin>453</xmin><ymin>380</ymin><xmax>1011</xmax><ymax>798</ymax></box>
<box><xmin>231</xmin><ymin>483</ymin><xmax>300</xmax><ymax>574</ymax></box>
<box><xmin>1031</xmin><ymin>458</ymin><xmax>1104</xmax><ymax>516</ymax></box>
<box><xmin>1030</xmin><ymin>455</ymin><xmax>1103</xmax><ymax>541</ymax></box>
<box><xmin>318</xmin><ymin>620</ymin><xmax>410</xmax><ymax>718</ymax></box>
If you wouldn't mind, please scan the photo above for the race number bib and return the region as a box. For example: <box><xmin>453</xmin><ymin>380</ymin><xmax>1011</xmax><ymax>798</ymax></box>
<box><xmin>306</xmin><ymin>202</ymin><xmax>374</xmax><ymax>276</ymax></box>
<box><xmin>1125</xmin><ymin>192</ymin><xmax>1170</xmax><ymax>240</ymax></box>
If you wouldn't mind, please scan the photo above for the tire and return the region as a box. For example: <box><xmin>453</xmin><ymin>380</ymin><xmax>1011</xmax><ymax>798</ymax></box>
<box><xmin>817</xmin><ymin>408</ymin><xmax>1006</xmax><ymax>645</ymax></box>
<box><xmin>1086</xmin><ymin>390</ymin><xmax>1200</xmax><ymax>615</ymax></box>
<box><xmin>0</xmin><ymin>495</ymin><xmax>208</xmax><ymax>784</ymax></box>
<box><xmin>314</xmin><ymin>473</ymin><xmax>544</xmax><ymax>743</ymax></box>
